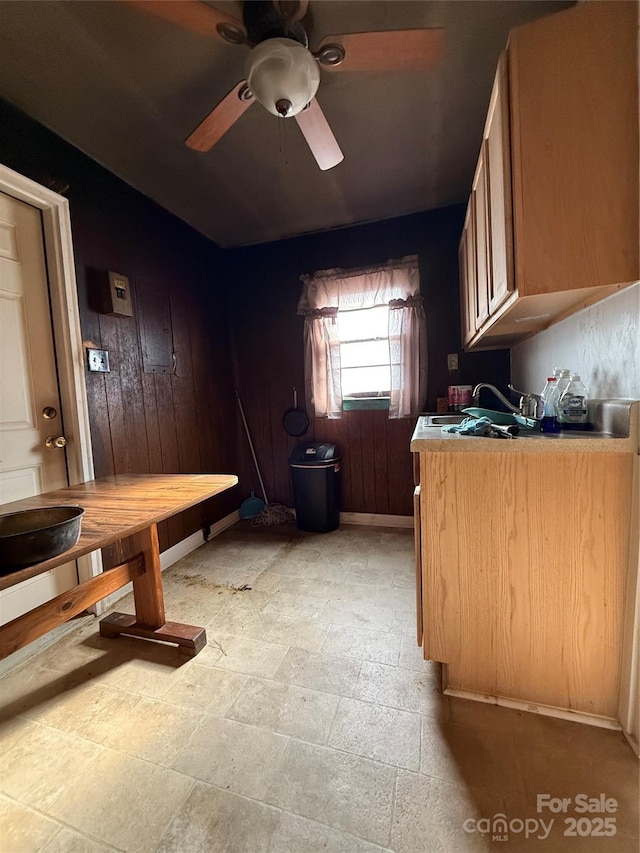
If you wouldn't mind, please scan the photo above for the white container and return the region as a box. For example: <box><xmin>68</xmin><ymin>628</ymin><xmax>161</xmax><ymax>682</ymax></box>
<box><xmin>558</xmin><ymin>374</ymin><xmax>589</xmax><ymax>426</ymax></box>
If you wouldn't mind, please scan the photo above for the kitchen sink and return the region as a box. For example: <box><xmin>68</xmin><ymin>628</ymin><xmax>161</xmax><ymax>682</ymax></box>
<box><xmin>460</xmin><ymin>407</ymin><xmax>538</xmax><ymax>428</ymax></box>
<box><xmin>419</xmin><ymin>413</ymin><xmax>466</xmax><ymax>426</ymax></box>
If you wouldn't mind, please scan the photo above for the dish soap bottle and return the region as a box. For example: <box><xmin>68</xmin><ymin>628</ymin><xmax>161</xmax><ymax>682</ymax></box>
<box><xmin>540</xmin><ymin>376</ymin><xmax>560</xmax><ymax>432</ymax></box>
<box><xmin>557</xmin><ymin>374</ymin><xmax>590</xmax><ymax>429</ymax></box>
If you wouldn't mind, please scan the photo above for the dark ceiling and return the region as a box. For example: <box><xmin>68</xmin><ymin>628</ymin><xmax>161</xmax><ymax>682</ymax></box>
<box><xmin>0</xmin><ymin>1</ymin><xmax>572</xmax><ymax>247</ymax></box>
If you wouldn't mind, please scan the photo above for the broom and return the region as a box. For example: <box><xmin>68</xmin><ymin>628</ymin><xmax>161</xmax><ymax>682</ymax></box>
<box><xmin>235</xmin><ymin>391</ymin><xmax>294</xmax><ymax>526</ymax></box>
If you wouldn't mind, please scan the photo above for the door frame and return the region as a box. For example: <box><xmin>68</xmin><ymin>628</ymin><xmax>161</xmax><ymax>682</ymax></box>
<box><xmin>0</xmin><ymin>162</ymin><xmax>101</xmax><ymax>585</ymax></box>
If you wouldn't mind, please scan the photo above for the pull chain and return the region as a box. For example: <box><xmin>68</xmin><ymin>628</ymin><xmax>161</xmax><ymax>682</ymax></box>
<box><xmin>284</xmin><ymin>117</ymin><xmax>288</xmax><ymax>166</ymax></box>
<box><xmin>278</xmin><ymin>116</ymin><xmax>289</xmax><ymax>166</ymax></box>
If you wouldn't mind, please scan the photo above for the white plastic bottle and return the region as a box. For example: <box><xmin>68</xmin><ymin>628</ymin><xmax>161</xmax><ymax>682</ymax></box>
<box><xmin>557</xmin><ymin>374</ymin><xmax>590</xmax><ymax>428</ymax></box>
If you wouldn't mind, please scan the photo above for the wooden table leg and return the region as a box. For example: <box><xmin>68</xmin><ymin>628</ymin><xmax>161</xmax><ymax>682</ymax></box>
<box><xmin>131</xmin><ymin>523</ymin><xmax>165</xmax><ymax>629</ymax></box>
<box><xmin>99</xmin><ymin>523</ymin><xmax>207</xmax><ymax>657</ymax></box>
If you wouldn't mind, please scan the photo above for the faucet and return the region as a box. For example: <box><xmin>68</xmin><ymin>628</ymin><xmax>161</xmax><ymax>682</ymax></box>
<box><xmin>472</xmin><ymin>383</ymin><xmax>543</xmax><ymax>419</ymax></box>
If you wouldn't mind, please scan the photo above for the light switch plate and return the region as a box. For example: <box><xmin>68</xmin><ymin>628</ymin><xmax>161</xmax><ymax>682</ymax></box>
<box><xmin>447</xmin><ymin>352</ymin><xmax>459</xmax><ymax>371</ymax></box>
<box><xmin>87</xmin><ymin>348</ymin><xmax>110</xmax><ymax>373</ymax></box>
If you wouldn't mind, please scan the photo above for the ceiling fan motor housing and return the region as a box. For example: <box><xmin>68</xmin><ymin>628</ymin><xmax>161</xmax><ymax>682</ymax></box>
<box><xmin>243</xmin><ymin>0</ymin><xmax>309</xmax><ymax>47</ymax></box>
<box><xmin>245</xmin><ymin>37</ymin><xmax>320</xmax><ymax>117</ymax></box>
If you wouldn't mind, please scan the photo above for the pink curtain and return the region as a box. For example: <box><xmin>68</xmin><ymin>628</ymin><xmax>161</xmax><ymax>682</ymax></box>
<box><xmin>303</xmin><ymin>307</ymin><xmax>342</xmax><ymax>419</ymax></box>
<box><xmin>298</xmin><ymin>256</ymin><xmax>426</xmax><ymax>419</ymax></box>
<box><xmin>389</xmin><ymin>295</ymin><xmax>428</xmax><ymax>418</ymax></box>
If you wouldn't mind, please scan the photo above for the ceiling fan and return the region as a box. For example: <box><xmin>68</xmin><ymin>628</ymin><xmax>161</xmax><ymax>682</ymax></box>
<box><xmin>131</xmin><ymin>0</ymin><xmax>445</xmax><ymax>170</ymax></box>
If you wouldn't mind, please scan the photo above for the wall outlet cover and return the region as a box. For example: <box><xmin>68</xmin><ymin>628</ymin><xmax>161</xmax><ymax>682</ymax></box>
<box><xmin>87</xmin><ymin>348</ymin><xmax>110</xmax><ymax>373</ymax></box>
<box><xmin>447</xmin><ymin>352</ymin><xmax>459</xmax><ymax>371</ymax></box>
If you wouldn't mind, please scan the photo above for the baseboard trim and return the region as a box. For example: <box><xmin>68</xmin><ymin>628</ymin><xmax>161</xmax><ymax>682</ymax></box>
<box><xmin>160</xmin><ymin>530</ymin><xmax>205</xmax><ymax>571</ymax></box>
<box><xmin>161</xmin><ymin>509</ymin><xmax>241</xmax><ymax>570</ymax></box>
<box><xmin>204</xmin><ymin>509</ymin><xmax>241</xmax><ymax>542</ymax></box>
<box><xmin>444</xmin><ymin>686</ymin><xmax>622</xmax><ymax>731</ymax></box>
<box><xmin>340</xmin><ymin>512</ymin><xmax>414</xmax><ymax>529</ymax></box>
<box><xmin>622</xmin><ymin>729</ymin><xmax>640</xmax><ymax>758</ymax></box>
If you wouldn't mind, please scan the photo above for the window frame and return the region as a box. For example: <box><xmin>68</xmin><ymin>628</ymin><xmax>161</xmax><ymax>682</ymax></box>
<box><xmin>337</xmin><ymin>304</ymin><xmax>392</xmax><ymax>404</ymax></box>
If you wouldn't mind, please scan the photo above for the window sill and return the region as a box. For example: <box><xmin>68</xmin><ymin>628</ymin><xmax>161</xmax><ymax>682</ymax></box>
<box><xmin>342</xmin><ymin>397</ymin><xmax>390</xmax><ymax>412</ymax></box>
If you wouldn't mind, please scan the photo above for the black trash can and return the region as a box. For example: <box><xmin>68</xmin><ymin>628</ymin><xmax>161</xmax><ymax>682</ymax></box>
<box><xmin>289</xmin><ymin>442</ymin><xmax>341</xmax><ymax>532</ymax></box>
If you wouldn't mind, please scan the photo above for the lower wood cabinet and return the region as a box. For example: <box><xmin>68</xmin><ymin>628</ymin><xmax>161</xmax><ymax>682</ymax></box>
<box><xmin>415</xmin><ymin>448</ymin><xmax>635</xmax><ymax>721</ymax></box>
<box><xmin>413</xmin><ymin>484</ymin><xmax>422</xmax><ymax>647</ymax></box>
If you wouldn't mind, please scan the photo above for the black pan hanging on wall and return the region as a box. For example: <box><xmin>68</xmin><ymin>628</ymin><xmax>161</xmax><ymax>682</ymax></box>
<box><xmin>282</xmin><ymin>387</ymin><xmax>310</xmax><ymax>437</ymax></box>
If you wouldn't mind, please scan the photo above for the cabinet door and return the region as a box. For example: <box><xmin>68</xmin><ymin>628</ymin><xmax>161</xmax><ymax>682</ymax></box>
<box><xmin>413</xmin><ymin>484</ymin><xmax>423</xmax><ymax>647</ymax></box>
<box><xmin>485</xmin><ymin>53</ymin><xmax>514</xmax><ymax>314</ymax></box>
<box><xmin>509</xmin><ymin>0</ymin><xmax>638</xmax><ymax>296</ymax></box>
<box><xmin>472</xmin><ymin>150</ymin><xmax>490</xmax><ymax>328</ymax></box>
<box><xmin>425</xmin><ymin>449</ymin><xmax>631</xmax><ymax>718</ymax></box>
<box><xmin>458</xmin><ymin>202</ymin><xmax>476</xmax><ymax>346</ymax></box>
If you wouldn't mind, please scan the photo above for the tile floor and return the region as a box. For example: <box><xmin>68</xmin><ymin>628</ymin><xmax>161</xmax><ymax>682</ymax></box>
<box><xmin>0</xmin><ymin>523</ymin><xmax>637</xmax><ymax>852</ymax></box>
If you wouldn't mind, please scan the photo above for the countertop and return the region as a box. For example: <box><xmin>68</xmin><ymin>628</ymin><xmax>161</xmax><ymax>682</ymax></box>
<box><xmin>0</xmin><ymin>474</ymin><xmax>238</xmax><ymax>590</ymax></box>
<box><xmin>410</xmin><ymin>399</ymin><xmax>640</xmax><ymax>454</ymax></box>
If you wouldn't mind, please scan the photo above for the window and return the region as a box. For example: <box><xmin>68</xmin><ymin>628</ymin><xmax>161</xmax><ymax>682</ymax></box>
<box><xmin>297</xmin><ymin>256</ymin><xmax>427</xmax><ymax>419</ymax></box>
<box><xmin>338</xmin><ymin>305</ymin><xmax>390</xmax><ymax>398</ymax></box>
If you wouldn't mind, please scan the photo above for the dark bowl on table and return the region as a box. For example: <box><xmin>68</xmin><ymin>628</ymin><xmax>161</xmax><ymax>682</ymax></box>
<box><xmin>0</xmin><ymin>506</ymin><xmax>85</xmax><ymax>574</ymax></box>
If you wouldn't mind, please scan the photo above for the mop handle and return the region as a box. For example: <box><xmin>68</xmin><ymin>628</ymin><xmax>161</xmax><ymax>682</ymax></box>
<box><xmin>235</xmin><ymin>390</ymin><xmax>269</xmax><ymax>504</ymax></box>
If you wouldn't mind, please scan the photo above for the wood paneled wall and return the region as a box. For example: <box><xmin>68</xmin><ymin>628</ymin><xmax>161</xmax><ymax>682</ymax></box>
<box><xmin>313</xmin><ymin>413</ymin><xmax>415</xmax><ymax>516</ymax></box>
<box><xmin>0</xmin><ymin>99</ymin><xmax>510</xmax><ymax>529</ymax></box>
<box><xmin>0</xmin><ymin>101</ymin><xmax>240</xmax><ymax>563</ymax></box>
<box><xmin>227</xmin><ymin>209</ymin><xmax>510</xmax><ymax>517</ymax></box>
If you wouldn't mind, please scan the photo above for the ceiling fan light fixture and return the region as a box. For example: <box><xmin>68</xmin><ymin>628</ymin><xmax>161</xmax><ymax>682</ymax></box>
<box><xmin>245</xmin><ymin>37</ymin><xmax>320</xmax><ymax>118</ymax></box>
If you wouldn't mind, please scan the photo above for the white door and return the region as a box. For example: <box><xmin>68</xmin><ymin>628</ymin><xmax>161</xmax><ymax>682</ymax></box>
<box><xmin>0</xmin><ymin>190</ymin><xmax>78</xmax><ymax>624</ymax></box>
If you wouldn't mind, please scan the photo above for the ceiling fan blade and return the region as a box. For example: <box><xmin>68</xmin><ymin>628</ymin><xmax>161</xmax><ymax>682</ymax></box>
<box><xmin>318</xmin><ymin>29</ymin><xmax>445</xmax><ymax>72</ymax></box>
<box><xmin>186</xmin><ymin>82</ymin><xmax>254</xmax><ymax>152</ymax></box>
<box><xmin>295</xmin><ymin>99</ymin><xmax>344</xmax><ymax>171</ymax></box>
<box><xmin>128</xmin><ymin>1</ymin><xmax>247</xmax><ymax>44</ymax></box>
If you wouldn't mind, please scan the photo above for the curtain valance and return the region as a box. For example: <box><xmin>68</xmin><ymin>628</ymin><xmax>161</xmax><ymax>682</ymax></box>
<box><xmin>298</xmin><ymin>255</ymin><xmax>419</xmax><ymax>313</ymax></box>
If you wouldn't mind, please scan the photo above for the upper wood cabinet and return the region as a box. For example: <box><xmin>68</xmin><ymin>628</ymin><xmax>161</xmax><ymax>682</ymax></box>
<box><xmin>459</xmin><ymin>141</ymin><xmax>494</xmax><ymax>344</ymax></box>
<box><xmin>471</xmin><ymin>149</ymin><xmax>490</xmax><ymax>330</ymax></box>
<box><xmin>484</xmin><ymin>55</ymin><xmax>514</xmax><ymax>316</ymax></box>
<box><xmin>459</xmin><ymin>202</ymin><xmax>476</xmax><ymax>346</ymax></box>
<box><xmin>460</xmin><ymin>1</ymin><xmax>639</xmax><ymax>350</ymax></box>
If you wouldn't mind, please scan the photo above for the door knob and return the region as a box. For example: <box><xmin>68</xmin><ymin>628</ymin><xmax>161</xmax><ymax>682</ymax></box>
<box><xmin>45</xmin><ymin>435</ymin><xmax>67</xmax><ymax>449</ymax></box>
